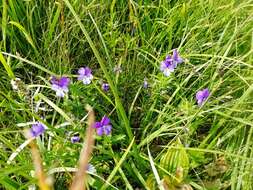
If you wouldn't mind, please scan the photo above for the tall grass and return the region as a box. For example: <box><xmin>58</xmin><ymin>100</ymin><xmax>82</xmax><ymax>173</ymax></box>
<box><xmin>0</xmin><ymin>0</ymin><xmax>253</xmax><ymax>189</ymax></box>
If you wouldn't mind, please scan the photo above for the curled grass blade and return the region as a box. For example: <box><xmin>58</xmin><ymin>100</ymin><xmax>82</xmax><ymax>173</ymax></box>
<box><xmin>9</xmin><ymin>21</ymin><xmax>37</xmax><ymax>51</ymax></box>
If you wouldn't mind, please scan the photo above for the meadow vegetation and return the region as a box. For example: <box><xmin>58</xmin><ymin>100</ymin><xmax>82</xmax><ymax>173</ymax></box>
<box><xmin>0</xmin><ymin>0</ymin><xmax>253</xmax><ymax>189</ymax></box>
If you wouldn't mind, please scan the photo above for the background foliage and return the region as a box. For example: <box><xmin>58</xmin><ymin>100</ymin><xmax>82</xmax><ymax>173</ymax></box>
<box><xmin>0</xmin><ymin>0</ymin><xmax>253</xmax><ymax>189</ymax></box>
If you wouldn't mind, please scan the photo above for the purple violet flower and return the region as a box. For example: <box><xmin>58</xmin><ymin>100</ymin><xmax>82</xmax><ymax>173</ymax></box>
<box><xmin>87</xmin><ymin>163</ymin><xmax>96</xmax><ymax>174</ymax></box>
<box><xmin>160</xmin><ymin>49</ymin><xmax>183</xmax><ymax>76</ymax></box>
<box><xmin>172</xmin><ymin>49</ymin><xmax>184</xmax><ymax>65</ymax></box>
<box><xmin>102</xmin><ymin>83</ymin><xmax>109</xmax><ymax>92</ymax></box>
<box><xmin>78</xmin><ymin>67</ymin><xmax>93</xmax><ymax>85</ymax></box>
<box><xmin>196</xmin><ymin>88</ymin><xmax>210</xmax><ymax>106</ymax></box>
<box><xmin>51</xmin><ymin>76</ymin><xmax>70</xmax><ymax>97</ymax></box>
<box><xmin>93</xmin><ymin>115</ymin><xmax>112</xmax><ymax>136</ymax></box>
<box><xmin>160</xmin><ymin>55</ymin><xmax>177</xmax><ymax>76</ymax></box>
<box><xmin>30</xmin><ymin>122</ymin><xmax>45</xmax><ymax>137</ymax></box>
<box><xmin>71</xmin><ymin>136</ymin><xmax>80</xmax><ymax>143</ymax></box>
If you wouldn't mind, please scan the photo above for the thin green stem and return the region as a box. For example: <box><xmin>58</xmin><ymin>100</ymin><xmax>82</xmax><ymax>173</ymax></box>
<box><xmin>63</xmin><ymin>0</ymin><xmax>133</xmax><ymax>140</ymax></box>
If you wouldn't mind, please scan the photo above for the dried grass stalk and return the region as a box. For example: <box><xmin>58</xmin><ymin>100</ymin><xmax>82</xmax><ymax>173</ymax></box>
<box><xmin>24</xmin><ymin>131</ymin><xmax>51</xmax><ymax>190</ymax></box>
<box><xmin>70</xmin><ymin>105</ymin><xmax>95</xmax><ymax>190</ymax></box>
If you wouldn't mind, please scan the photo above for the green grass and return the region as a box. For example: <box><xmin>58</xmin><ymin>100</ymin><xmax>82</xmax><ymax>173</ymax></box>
<box><xmin>0</xmin><ymin>0</ymin><xmax>253</xmax><ymax>189</ymax></box>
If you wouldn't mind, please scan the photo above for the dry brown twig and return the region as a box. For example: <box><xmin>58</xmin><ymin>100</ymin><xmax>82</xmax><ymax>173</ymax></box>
<box><xmin>70</xmin><ymin>105</ymin><xmax>96</xmax><ymax>190</ymax></box>
<box><xmin>24</xmin><ymin>131</ymin><xmax>51</xmax><ymax>190</ymax></box>
<box><xmin>25</xmin><ymin>105</ymin><xmax>95</xmax><ymax>190</ymax></box>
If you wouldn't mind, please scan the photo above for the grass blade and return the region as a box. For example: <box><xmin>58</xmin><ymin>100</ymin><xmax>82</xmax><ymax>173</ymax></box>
<box><xmin>101</xmin><ymin>137</ymin><xmax>135</xmax><ymax>190</ymax></box>
<box><xmin>9</xmin><ymin>21</ymin><xmax>37</xmax><ymax>51</ymax></box>
<box><xmin>45</xmin><ymin>2</ymin><xmax>62</xmax><ymax>48</ymax></box>
<box><xmin>2</xmin><ymin>0</ymin><xmax>7</xmax><ymax>50</ymax></box>
<box><xmin>0</xmin><ymin>52</ymin><xmax>15</xmax><ymax>78</ymax></box>
<box><xmin>1</xmin><ymin>52</ymin><xmax>56</xmax><ymax>76</ymax></box>
<box><xmin>37</xmin><ymin>93</ymin><xmax>75</xmax><ymax>126</ymax></box>
<box><xmin>147</xmin><ymin>146</ymin><xmax>165</xmax><ymax>190</ymax></box>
